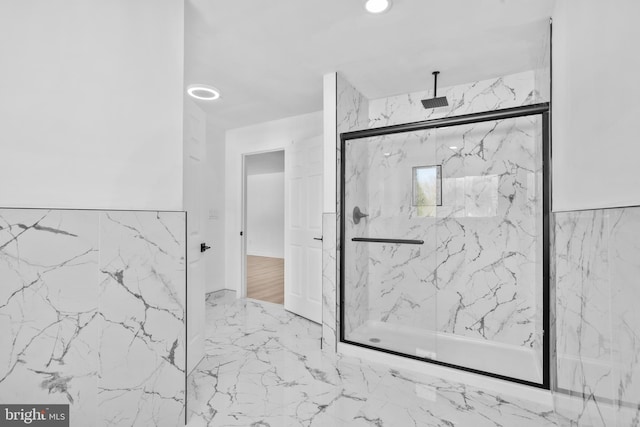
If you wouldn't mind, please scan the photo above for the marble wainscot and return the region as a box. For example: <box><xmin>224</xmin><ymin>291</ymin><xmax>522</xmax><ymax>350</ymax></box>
<box><xmin>555</xmin><ymin>207</ymin><xmax>640</xmax><ymax>426</ymax></box>
<box><xmin>0</xmin><ymin>209</ymin><xmax>186</xmax><ymax>427</ymax></box>
<box><xmin>321</xmin><ymin>212</ymin><xmax>337</xmax><ymax>351</ymax></box>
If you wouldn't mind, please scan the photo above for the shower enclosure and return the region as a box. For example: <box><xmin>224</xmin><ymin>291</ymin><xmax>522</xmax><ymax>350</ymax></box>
<box><xmin>340</xmin><ymin>104</ymin><xmax>550</xmax><ymax>387</ymax></box>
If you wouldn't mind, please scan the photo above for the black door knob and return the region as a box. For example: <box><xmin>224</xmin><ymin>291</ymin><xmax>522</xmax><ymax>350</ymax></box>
<box><xmin>200</xmin><ymin>243</ymin><xmax>211</xmax><ymax>253</ymax></box>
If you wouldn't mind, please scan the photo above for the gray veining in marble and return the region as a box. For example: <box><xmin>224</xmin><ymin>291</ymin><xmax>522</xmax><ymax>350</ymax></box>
<box><xmin>555</xmin><ymin>207</ymin><xmax>640</xmax><ymax>426</ymax></box>
<box><xmin>0</xmin><ymin>210</ymin><xmax>99</xmax><ymax>425</ymax></box>
<box><xmin>98</xmin><ymin>211</ymin><xmax>186</xmax><ymax>427</ymax></box>
<box><xmin>0</xmin><ymin>208</ymin><xmax>186</xmax><ymax>427</ymax></box>
<box><xmin>368</xmin><ymin>70</ymin><xmax>541</xmax><ymax>128</ymax></box>
<box><xmin>534</xmin><ymin>23</ymin><xmax>551</xmax><ymax>104</ymax></box>
<box><xmin>321</xmin><ymin>213</ymin><xmax>337</xmax><ymax>352</ymax></box>
<box><xmin>188</xmin><ymin>289</ymin><xmax>624</xmax><ymax>426</ymax></box>
<box><xmin>433</xmin><ymin>116</ymin><xmax>542</xmax><ymax>346</ymax></box>
<box><xmin>338</xmin><ymin>71</ymin><xmax>545</xmax><ymax>382</ymax></box>
<box><xmin>334</xmin><ymin>73</ymin><xmax>370</xmax><ymax>344</ymax></box>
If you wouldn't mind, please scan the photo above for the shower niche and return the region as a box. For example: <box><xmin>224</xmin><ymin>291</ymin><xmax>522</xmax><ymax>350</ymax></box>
<box><xmin>340</xmin><ymin>104</ymin><xmax>550</xmax><ymax>387</ymax></box>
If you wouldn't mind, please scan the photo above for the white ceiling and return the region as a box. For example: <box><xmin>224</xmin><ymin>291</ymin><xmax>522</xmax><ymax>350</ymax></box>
<box><xmin>185</xmin><ymin>0</ymin><xmax>555</xmax><ymax>131</ymax></box>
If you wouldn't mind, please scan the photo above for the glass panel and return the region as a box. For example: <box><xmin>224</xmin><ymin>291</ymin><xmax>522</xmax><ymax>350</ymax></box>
<box><xmin>434</xmin><ymin>115</ymin><xmax>543</xmax><ymax>383</ymax></box>
<box><xmin>342</xmin><ymin>114</ymin><xmax>544</xmax><ymax>384</ymax></box>
<box><xmin>343</xmin><ymin>129</ymin><xmax>438</xmax><ymax>361</ymax></box>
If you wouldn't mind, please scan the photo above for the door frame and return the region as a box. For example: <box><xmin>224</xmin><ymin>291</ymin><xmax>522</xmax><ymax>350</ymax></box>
<box><xmin>240</xmin><ymin>148</ymin><xmax>287</xmax><ymax>299</ymax></box>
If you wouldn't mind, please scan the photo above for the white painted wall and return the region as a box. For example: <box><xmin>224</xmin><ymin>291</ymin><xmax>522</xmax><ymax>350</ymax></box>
<box><xmin>0</xmin><ymin>0</ymin><xmax>184</xmax><ymax>210</ymax></box>
<box><xmin>204</xmin><ymin>125</ymin><xmax>226</xmax><ymax>293</ymax></box>
<box><xmin>247</xmin><ymin>172</ymin><xmax>285</xmax><ymax>258</ymax></box>
<box><xmin>552</xmin><ymin>0</ymin><xmax>640</xmax><ymax>211</ymax></box>
<box><xmin>225</xmin><ymin>111</ymin><xmax>323</xmax><ymax>293</ymax></box>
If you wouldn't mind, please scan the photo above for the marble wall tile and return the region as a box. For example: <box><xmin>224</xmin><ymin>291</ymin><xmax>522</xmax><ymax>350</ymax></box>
<box><xmin>434</xmin><ymin>116</ymin><xmax>542</xmax><ymax>347</ymax></box>
<box><xmin>98</xmin><ymin>211</ymin><xmax>186</xmax><ymax>427</ymax></box>
<box><xmin>342</xmin><ymin>138</ymin><xmax>371</xmax><ymax>335</ymax></box>
<box><xmin>322</xmin><ymin>213</ymin><xmax>337</xmax><ymax>351</ymax></box>
<box><xmin>0</xmin><ymin>209</ymin><xmax>99</xmax><ymax>426</ymax></box>
<box><xmin>534</xmin><ymin>20</ymin><xmax>551</xmax><ymax>103</ymax></box>
<box><xmin>337</xmin><ymin>74</ymin><xmax>369</xmax><ymax>133</ymax></box>
<box><xmin>340</xmin><ymin>72</ymin><xmax>544</xmax><ymax>363</ymax></box>
<box><xmin>345</xmin><ymin>130</ymin><xmax>439</xmax><ymax>334</ymax></box>
<box><xmin>368</xmin><ymin>71</ymin><xmax>539</xmax><ymax>128</ymax></box>
<box><xmin>336</xmin><ymin>73</ymin><xmax>370</xmax><ymax>340</ymax></box>
<box><xmin>554</xmin><ymin>207</ymin><xmax>640</xmax><ymax>425</ymax></box>
<box><xmin>609</xmin><ymin>208</ymin><xmax>640</xmax><ymax>424</ymax></box>
<box><xmin>0</xmin><ymin>209</ymin><xmax>186</xmax><ymax>427</ymax></box>
<box><xmin>547</xmin><ymin>218</ymin><xmax>557</xmax><ymax>391</ymax></box>
<box><xmin>555</xmin><ymin>210</ymin><xmax>615</xmax><ymax>402</ymax></box>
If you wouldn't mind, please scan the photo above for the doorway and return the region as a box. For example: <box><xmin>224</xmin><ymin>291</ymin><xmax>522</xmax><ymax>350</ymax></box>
<box><xmin>243</xmin><ymin>150</ymin><xmax>285</xmax><ymax>304</ymax></box>
<box><xmin>239</xmin><ymin>134</ymin><xmax>323</xmax><ymax>323</ymax></box>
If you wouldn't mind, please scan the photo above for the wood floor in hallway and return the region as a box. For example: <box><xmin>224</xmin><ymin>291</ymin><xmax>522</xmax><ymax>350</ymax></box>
<box><xmin>246</xmin><ymin>255</ymin><xmax>284</xmax><ymax>304</ymax></box>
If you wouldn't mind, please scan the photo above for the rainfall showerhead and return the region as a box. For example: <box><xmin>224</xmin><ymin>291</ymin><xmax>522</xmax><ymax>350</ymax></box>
<box><xmin>421</xmin><ymin>96</ymin><xmax>449</xmax><ymax>109</ymax></box>
<box><xmin>421</xmin><ymin>71</ymin><xmax>449</xmax><ymax>109</ymax></box>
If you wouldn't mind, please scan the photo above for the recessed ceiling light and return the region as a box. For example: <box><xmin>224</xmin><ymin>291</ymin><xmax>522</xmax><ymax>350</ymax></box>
<box><xmin>365</xmin><ymin>0</ymin><xmax>391</xmax><ymax>14</ymax></box>
<box><xmin>187</xmin><ymin>84</ymin><xmax>221</xmax><ymax>101</ymax></box>
<box><xmin>449</xmin><ymin>146</ymin><xmax>458</xmax><ymax>150</ymax></box>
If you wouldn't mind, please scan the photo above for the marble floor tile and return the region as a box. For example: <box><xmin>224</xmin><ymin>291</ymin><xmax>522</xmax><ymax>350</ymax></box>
<box><xmin>190</xmin><ymin>290</ymin><xmax>571</xmax><ymax>426</ymax></box>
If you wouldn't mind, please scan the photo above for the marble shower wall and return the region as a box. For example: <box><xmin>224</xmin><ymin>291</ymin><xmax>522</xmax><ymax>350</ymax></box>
<box><xmin>368</xmin><ymin>70</ymin><xmax>544</xmax><ymax>128</ymax></box>
<box><xmin>340</xmin><ymin>71</ymin><xmax>544</xmax><ymax>351</ymax></box>
<box><xmin>336</xmin><ymin>74</ymin><xmax>370</xmax><ymax>337</ymax></box>
<box><xmin>345</xmin><ymin>129</ymin><xmax>438</xmax><ymax>334</ymax></box>
<box><xmin>534</xmin><ymin>23</ymin><xmax>552</xmax><ymax>105</ymax></box>
<box><xmin>555</xmin><ymin>207</ymin><xmax>640</xmax><ymax>426</ymax></box>
<box><xmin>0</xmin><ymin>209</ymin><xmax>186</xmax><ymax>427</ymax></box>
<box><xmin>433</xmin><ymin>116</ymin><xmax>541</xmax><ymax>347</ymax></box>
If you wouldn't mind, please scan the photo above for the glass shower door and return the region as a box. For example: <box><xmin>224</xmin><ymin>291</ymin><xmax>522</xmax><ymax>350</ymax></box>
<box><xmin>341</xmin><ymin>128</ymin><xmax>439</xmax><ymax>360</ymax></box>
<box><xmin>340</xmin><ymin>105</ymin><xmax>549</xmax><ymax>387</ymax></box>
<box><xmin>432</xmin><ymin>115</ymin><xmax>544</xmax><ymax>384</ymax></box>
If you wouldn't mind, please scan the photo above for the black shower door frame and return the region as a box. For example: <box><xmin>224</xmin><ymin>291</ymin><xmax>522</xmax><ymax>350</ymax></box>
<box><xmin>339</xmin><ymin>102</ymin><xmax>551</xmax><ymax>389</ymax></box>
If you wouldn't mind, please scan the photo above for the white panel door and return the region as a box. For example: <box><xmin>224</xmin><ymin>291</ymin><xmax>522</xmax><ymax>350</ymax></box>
<box><xmin>285</xmin><ymin>135</ymin><xmax>323</xmax><ymax>323</ymax></box>
<box><xmin>184</xmin><ymin>99</ymin><xmax>206</xmax><ymax>374</ymax></box>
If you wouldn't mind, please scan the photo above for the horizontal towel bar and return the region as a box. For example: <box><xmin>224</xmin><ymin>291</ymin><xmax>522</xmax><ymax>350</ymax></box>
<box><xmin>351</xmin><ymin>237</ymin><xmax>424</xmax><ymax>245</ymax></box>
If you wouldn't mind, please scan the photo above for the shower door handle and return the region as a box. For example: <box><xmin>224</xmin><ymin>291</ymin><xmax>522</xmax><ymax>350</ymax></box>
<box><xmin>351</xmin><ymin>237</ymin><xmax>424</xmax><ymax>245</ymax></box>
<box><xmin>313</xmin><ymin>237</ymin><xmax>323</xmax><ymax>241</ymax></box>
